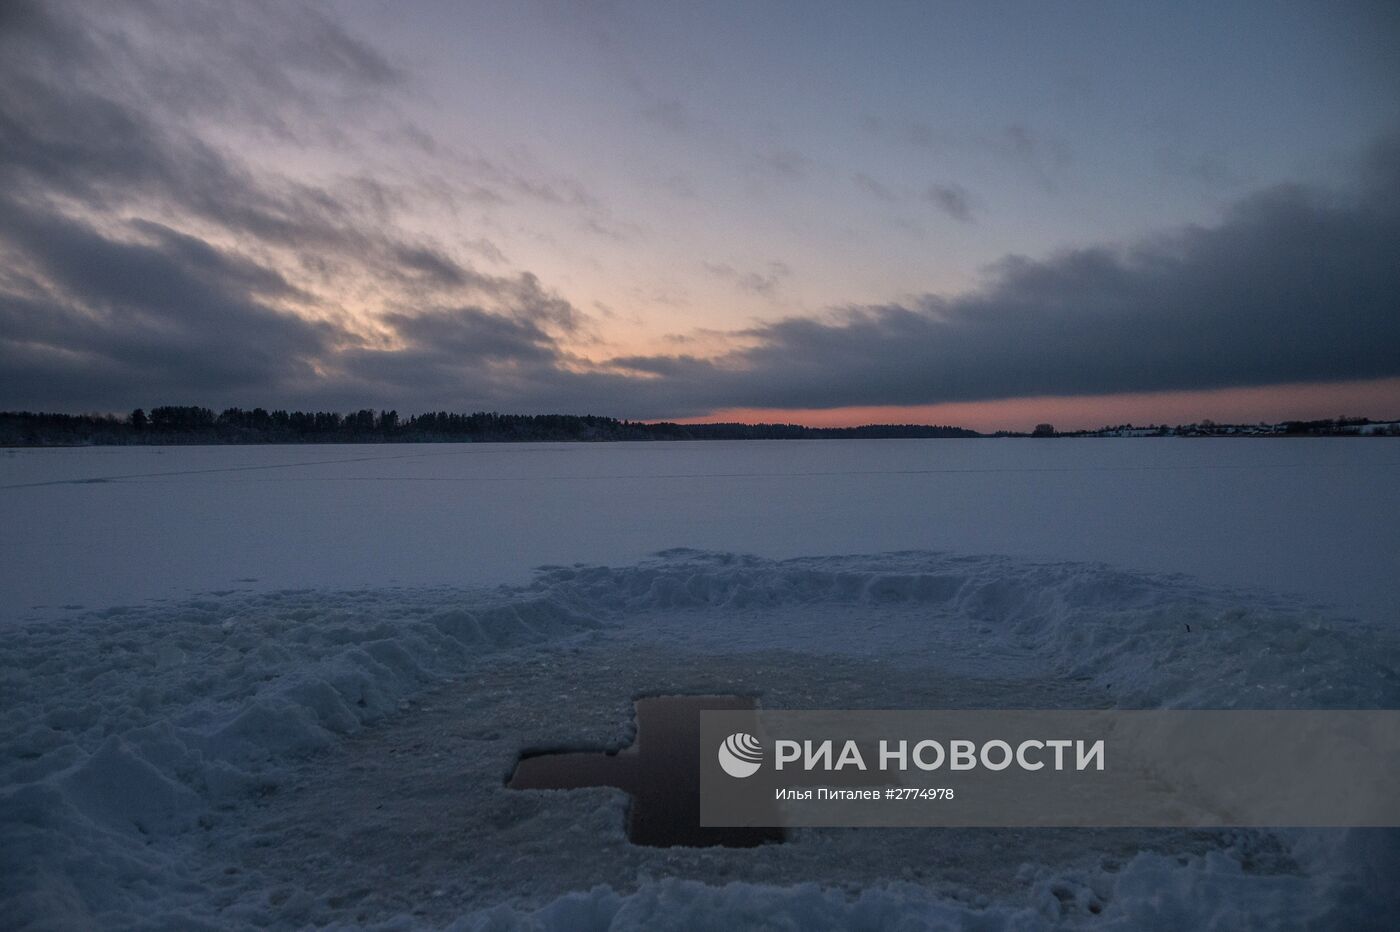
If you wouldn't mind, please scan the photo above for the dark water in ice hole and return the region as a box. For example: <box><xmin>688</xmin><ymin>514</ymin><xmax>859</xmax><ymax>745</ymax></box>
<box><xmin>507</xmin><ymin>695</ymin><xmax>787</xmax><ymax>848</ymax></box>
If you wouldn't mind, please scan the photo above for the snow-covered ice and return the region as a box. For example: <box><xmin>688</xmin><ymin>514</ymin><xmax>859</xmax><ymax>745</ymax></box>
<box><xmin>2</xmin><ymin>441</ymin><xmax>1398</xmax><ymax>928</ymax></box>
<box><xmin>3</xmin><ymin>439</ymin><xmax>1398</xmax><ymax>620</ymax></box>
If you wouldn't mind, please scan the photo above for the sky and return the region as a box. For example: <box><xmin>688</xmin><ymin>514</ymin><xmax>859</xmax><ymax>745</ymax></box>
<box><xmin>1</xmin><ymin>0</ymin><xmax>1398</xmax><ymax>431</ymax></box>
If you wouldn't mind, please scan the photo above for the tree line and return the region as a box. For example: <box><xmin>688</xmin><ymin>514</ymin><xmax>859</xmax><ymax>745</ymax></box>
<box><xmin>0</xmin><ymin>406</ymin><xmax>982</xmax><ymax>445</ymax></box>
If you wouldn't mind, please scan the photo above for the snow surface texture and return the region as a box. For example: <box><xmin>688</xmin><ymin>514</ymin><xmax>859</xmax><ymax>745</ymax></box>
<box><xmin>3</xmin><ymin>550</ymin><xmax>1399</xmax><ymax>929</ymax></box>
<box><xmin>4</xmin><ymin>439</ymin><xmax>1399</xmax><ymax>623</ymax></box>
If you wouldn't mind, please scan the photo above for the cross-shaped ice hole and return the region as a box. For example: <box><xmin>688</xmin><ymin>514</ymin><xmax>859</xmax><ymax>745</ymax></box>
<box><xmin>507</xmin><ymin>694</ymin><xmax>787</xmax><ymax>847</ymax></box>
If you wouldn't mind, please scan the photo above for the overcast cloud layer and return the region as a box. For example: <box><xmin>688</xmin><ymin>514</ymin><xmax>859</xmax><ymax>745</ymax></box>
<box><xmin>1</xmin><ymin>1</ymin><xmax>1397</xmax><ymax>419</ymax></box>
<box><xmin>629</xmin><ymin>147</ymin><xmax>1400</xmax><ymax>413</ymax></box>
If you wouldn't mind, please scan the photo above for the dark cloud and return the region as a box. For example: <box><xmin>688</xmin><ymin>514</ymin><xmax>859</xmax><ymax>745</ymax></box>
<box><xmin>0</xmin><ymin>177</ymin><xmax>610</xmax><ymax>413</ymax></box>
<box><xmin>753</xmin><ymin>148</ymin><xmax>810</xmax><ymax>180</ymax></box>
<box><xmin>611</xmin><ymin>148</ymin><xmax>1400</xmax><ymax>416</ymax></box>
<box><xmin>925</xmin><ymin>183</ymin><xmax>974</xmax><ymax>222</ymax></box>
<box><xmin>0</xmin><ymin>0</ymin><xmax>608</xmax><ymax>412</ymax></box>
<box><xmin>0</xmin><ymin>203</ymin><xmax>331</xmax><ymax>408</ymax></box>
<box><xmin>383</xmin><ymin>308</ymin><xmax>556</xmax><ymax>362</ymax></box>
<box><xmin>983</xmin><ymin>124</ymin><xmax>1071</xmax><ymax>191</ymax></box>
<box><xmin>0</xmin><ymin>1</ymin><xmax>438</xmax><ymax>282</ymax></box>
<box><xmin>639</xmin><ymin>96</ymin><xmax>690</xmax><ymax>133</ymax></box>
<box><xmin>299</xmin><ymin>309</ymin><xmax>654</xmax><ymax>416</ymax></box>
<box><xmin>853</xmin><ymin>173</ymin><xmax>898</xmax><ymax>202</ymax></box>
<box><xmin>0</xmin><ymin>0</ymin><xmax>399</xmax><ymax>186</ymax></box>
<box><xmin>1155</xmin><ymin>148</ymin><xmax>1248</xmax><ymax>190</ymax></box>
<box><xmin>857</xmin><ymin>114</ymin><xmax>948</xmax><ymax>152</ymax></box>
<box><xmin>2</xmin><ymin>2</ymin><xmax>1397</xmax><ymax>421</ymax></box>
<box><xmin>5</xmin><ymin>122</ymin><xmax>1398</xmax><ymax>417</ymax></box>
<box><xmin>0</xmin><ymin>0</ymin><xmax>620</xmax><ymax>268</ymax></box>
<box><xmin>703</xmin><ymin>261</ymin><xmax>791</xmax><ymax>297</ymax></box>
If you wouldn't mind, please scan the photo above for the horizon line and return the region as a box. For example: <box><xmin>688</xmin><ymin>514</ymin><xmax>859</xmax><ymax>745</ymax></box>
<box><xmin>4</xmin><ymin>405</ymin><xmax>1399</xmax><ymax>437</ymax></box>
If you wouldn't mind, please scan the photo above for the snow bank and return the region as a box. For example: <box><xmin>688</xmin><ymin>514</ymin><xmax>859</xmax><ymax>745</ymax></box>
<box><xmin>452</xmin><ymin>848</ymin><xmax>1336</xmax><ymax>932</ymax></box>
<box><xmin>532</xmin><ymin>550</ymin><xmax>1400</xmax><ymax>708</ymax></box>
<box><xmin>1</xmin><ymin>587</ymin><xmax>603</xmax><ymax>927</ymax></box>
<box><xmin>2</xmin><ymin>550</ymin><xmax>1396</xmax><ymax>927</ymax></box>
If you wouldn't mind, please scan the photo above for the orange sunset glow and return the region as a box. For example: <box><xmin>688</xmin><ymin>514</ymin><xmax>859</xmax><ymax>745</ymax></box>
<box><xmin>676</xmin><ymin>378</ymin><xmax>1400</xmax><ymax>433</ymax></box>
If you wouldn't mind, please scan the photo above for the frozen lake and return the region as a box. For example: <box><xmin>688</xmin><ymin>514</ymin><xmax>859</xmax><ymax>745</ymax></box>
<box><xmin>3</xmin><ymin>438</ymin><xmax>1398</xmax><ymax>623</ymax></box>
<box><xmin>5</xmin><ymin>438</ymin><xmax>1400</xmax><ymax>927</ymax></box>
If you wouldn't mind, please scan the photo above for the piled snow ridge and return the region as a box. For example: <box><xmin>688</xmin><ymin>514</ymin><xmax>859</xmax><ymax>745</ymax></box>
<box><xmin>533</xmin><ymin>549</ymin><xmax>1400</xmax><ymax>709</ymax></box>
<box><xmin>451</xmin><ymin>846</ymin><xmax>1348</xmax><ymax>932</ymax></box>
<box><xmin>0</xmin><ymin>586</ymin><xmax>604</xmax><ymax>927</ymax></box>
